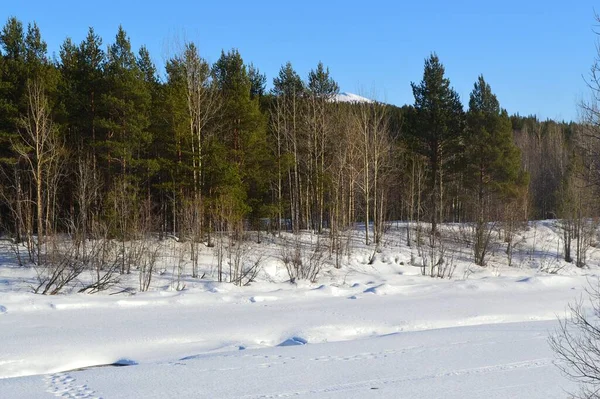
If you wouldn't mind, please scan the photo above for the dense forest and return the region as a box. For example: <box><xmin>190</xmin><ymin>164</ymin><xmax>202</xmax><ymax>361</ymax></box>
<box><xmin>0</xmin><ymin>17</ymin><xmax>597</xmax><ymax>292</ymax></box>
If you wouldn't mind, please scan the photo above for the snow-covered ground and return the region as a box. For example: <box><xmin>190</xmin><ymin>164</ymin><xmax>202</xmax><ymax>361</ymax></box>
<box><xmin>0</xmin><ymin>221</ymin><xmax>596</xmax><ymax>398</ymax></box>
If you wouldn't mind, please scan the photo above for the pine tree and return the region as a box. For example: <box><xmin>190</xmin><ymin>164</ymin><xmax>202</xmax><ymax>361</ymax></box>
<box><xmin>464</xmin><ymin>75</ymin><xmax>523</xmax><ymax>265</ymax></box>
<box><xmin>77</xmin><ymin>27</ymin><xmax>105</xmax><ymax>157</ymax></box>
<box><xmin>56</xmin><ymin>28</ymin><xmax>106</xmax><ymax>238</ymax></box>
<box><xmin>407</xmin><ymin>53</ymin><xmax>464</xmax><ymax>237</ymax></box>
<box><xmin>273</xmin><ymin>62</ymin><xmax>304</xmax><ymax>98</ymax></box>
<box><xmin>0</xmin><ymin>18</ymin><xmax>27</xmax><ymax>143</ymax></box>
<box><xmin>212</xmin><ymin>49</ymin><xmax>270</xmax><ymax>233</ymax></box>
<box><xmin>99</xmin><ymin>26</ymin><xmax>151</xmax><ymax>244</ymax></box>
<box><xmin>307</xmin><ymin>62</ymin><xmax>339</xmax><ymax>99</ymax></box>
<box><xmin>24</xmin><ymin>22</ymin><xmax>48</xmax><ymax>76</ymax></box>
<box><xmin>248</xmin><ymin>63</ymin><xmax>266</xmax><ymax>99</ymax></box>
<box><xmin>23</xmin><ymin>21</ymin><xmax>58</xmax><ymax>101</ymax></box>
<box><xmin>272</xmin><ymin>62</ymin><xmax>305</xmax><ymax>232</ymax></box>
<box><xmin>100</xmin><ymin>26</ymin><xmax>151</xmax><ymax>180</ymax></box>
<box><xmin>134</xmin><ymin>45</ymin><xmax>162</xmax><ymax>222</ymax></box>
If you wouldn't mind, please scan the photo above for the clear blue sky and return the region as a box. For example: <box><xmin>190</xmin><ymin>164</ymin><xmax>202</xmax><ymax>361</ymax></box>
<box><xmin>3</xmin><ymin>0</ymin><xmax>598</xmax><ymax>121</ymax></box>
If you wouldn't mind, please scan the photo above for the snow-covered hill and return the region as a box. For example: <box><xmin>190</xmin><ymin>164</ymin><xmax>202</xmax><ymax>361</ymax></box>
<box><xmin>332</xmin><ymin>92</ymin><xmax>374</xmax><ymax>103</ymax></box>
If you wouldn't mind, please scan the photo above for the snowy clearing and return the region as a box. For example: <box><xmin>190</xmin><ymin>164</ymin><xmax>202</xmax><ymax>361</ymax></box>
<box><xmin>0</xmin><ymin>220</ymin><xmax>596</xmax><ymax>398</ymax></box>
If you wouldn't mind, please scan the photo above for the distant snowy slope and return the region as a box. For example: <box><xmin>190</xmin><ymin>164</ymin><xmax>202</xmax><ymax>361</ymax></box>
<box><xmin>332</xmin><ymin>92</ymin><xmax>373</xmax><ymax>103</ymax></box>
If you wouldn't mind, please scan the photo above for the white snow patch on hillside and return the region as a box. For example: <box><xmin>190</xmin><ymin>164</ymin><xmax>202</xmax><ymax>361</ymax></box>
<box><xmin>333</xmin><ymin>92</ymin><xmax>374</xmax><ymax>103</ymax></box>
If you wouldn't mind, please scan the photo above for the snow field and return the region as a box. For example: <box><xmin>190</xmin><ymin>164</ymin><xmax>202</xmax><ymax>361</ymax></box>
<box><xmin>0</xmin><ymin>220</ymin><xmax>596</xmax><ymax>397</ymax></box>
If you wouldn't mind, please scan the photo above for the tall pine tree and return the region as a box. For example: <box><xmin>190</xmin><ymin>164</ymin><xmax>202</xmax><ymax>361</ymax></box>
<box><xmin>407</xmin><ymin>53</ymin><xmax>464</xmax><ymax>237</ymax></box>
<box><xmin>464</xmin><ymin>75</ymin><xmax>523</xmax><ymax>265</ymax></box>
<box><xmin>212</xmin><ymin>49</ymin><xmax>270</xmax><ymax>232</ymax></box>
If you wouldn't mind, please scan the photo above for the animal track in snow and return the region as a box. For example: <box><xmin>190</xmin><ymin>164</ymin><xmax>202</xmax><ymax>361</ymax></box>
<box><xmin>241</xmin><ymin>358</ymin><xmax>554</xmax><ymax>399</ymax></box>
<box><xmin>45</xmin><ymin>372</ymin><xmax>101</xmax><ymax>399</ymax></box>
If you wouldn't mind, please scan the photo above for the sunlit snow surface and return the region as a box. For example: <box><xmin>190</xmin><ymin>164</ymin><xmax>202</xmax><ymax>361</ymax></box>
<box><xmin>332</xmin><ymin>92</ymin><xmax>373</xmax><ymax>103</ymax></box>
<box><xmin>0</xmin><ymin>221</ymin><xmax>594</xmax><ymax>398</ymax></box>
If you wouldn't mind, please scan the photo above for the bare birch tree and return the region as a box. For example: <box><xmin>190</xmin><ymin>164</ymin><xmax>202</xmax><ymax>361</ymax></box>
<box><xmin>12</xmin><ymin>80</ymin><xmax>65</xmax><ymax>265</ymax></box>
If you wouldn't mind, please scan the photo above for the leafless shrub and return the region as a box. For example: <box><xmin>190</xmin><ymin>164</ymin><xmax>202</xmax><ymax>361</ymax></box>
<box><xmin>280</xmin><ymin>238</ymin><xmax>302</xmax><ymax>282</ymax></box>
<box><xmin>539</xmin><ymin>257</ymin><xmax>566</xmax><ymax>275</ymax></box>
<box><xmin>438</xmin><ymin>249</ymin><xmax>456</xmax><ymax>279</ymax></box>
<box><xmin>421</xmin><ymin>231</ymin><xmax>448</xmax><ymax>278</ymax></box>
<box><xmin>550</xmin><ymin>281</ymin><xmax>600</xmax><ymax>398</ymax></box>
<box><xmin>31</xmin><ymin>230</ymin><xmax>122</xmax><ymax>295</ymax></box>
<box><xmin>180</xmin><ymin>197</ymin><xmax>203</xmax><ymax>278</ymax></box>
<box><xmin>171</xmin><ymin>246</ymin><xmax>187</xmax><ymax>291</ymax></box>
<box><xmin>78</xmin><ymin>238</ymin><xmax>121</xmax><ymax>294</ymax></box>
<box><xmin>139</xmin><ymin>243</ymin><xmax>161</xmax><ymax>292</ymax></box>
<box><xmin>537</xmin><ymin>238</ymin><xmax>566</xmax><ymax>275</ymax></box>
<box><xmin>330</xmin><ymin>227</ymin><xmax>350</xmax><ymax>269</ymax></box>
<box><xmin>228</xmin><ymin>240</ymin><xmax>264</xmax><ymax>286</ymax></box>
<box><xmin>471</xmin><ymin>221</ymin><xmax>498</xmax><ymax>267</ymax></box>
<box><xmin>506</xmin><ymin>231</ymin><xmax>527</xmax><ymax>268</ymax></box>
<box><xmin>416</xmin><ymin>226</ymin><xmax>459</xmax><ymax>279</ymax></box>
<box><xmin>462</xmin><ymin>265</ymin><xmax>476</xmax><ymax>280</ymax></box>
<box><xmin>33</xmin><ymin>236</ymin><xmax>85</xmax><ymax>295</ymax></box>
<box><xmin>281</xmin><ymin>235</ymin><xmax>326</xmax><ymax>283</ymax></box>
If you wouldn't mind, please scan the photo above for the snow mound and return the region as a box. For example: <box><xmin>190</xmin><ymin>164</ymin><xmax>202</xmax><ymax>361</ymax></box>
<box><xmin>306</xmin><ymin>284</ymin><xmax>345</xmax><ymax>297</ymax></box>
<box><xmin>363</xmin><ymin>283</ymin><xmax>401</xmax><ymax>295</ymax></box>
<box><xmin>278</xmin><ymin>336</ymin><xmax>308</xmax><ymax>347</ymax></box>
<box><xmin>249</xmin><ymin>296</ymin><xmax>279</xmax><ymax>303</ymax></box>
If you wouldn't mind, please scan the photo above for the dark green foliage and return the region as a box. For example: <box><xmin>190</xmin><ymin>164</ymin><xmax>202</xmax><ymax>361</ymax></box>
<box><xmin>272</xmin><ymin>62</ymin><xmax>304</xmax><ymax>97</ymax></box>
<box><xmin>406</xmin><ymin>53</ymin><xmax>465</xmax><ymax>234</ymax></box>
<box><xmin>0</xmin><ymin>17</ymin><xmax>25</xmax><ymax>60</ymax></box>
<box><xmin>99</xmin><ymin>26</ymin><xmax>151</xmax><ymax>178</ymax></box>
<box><xmin>0</xmin><ymin>18</ymin><xmax>27</xmax><ymax>143</ymax></box>
<box><xmin>24</xmin><ymin>22</ymin><xmax>47</xmax><ymax>72</ymax></box>
<box><xmin>464</xmin><ymin>76</ymin><xmax>522</xmax><ymax>198</ymax></box>
<box><xmin>307</xmin><ymin>61</ymin><xmax>339</xmax><ymax>98</ymax></box>
<box><xmin>248</xmin><ymin>63</ymin><xmax>266</xmax><ymax>99</ymax></box>
<box><xmin>464</xmin><ymin>76</ymin><xmax>526</xmax><ymax>265</ymax></box>
<box><xmin>0</xmin><ymin>17</ymin><xmax>59</xmax><ymax>164</ymax></box>
<box><xmin>57</xmin><ymin>28</ymin><xmax>106</xmax><ymax>149</ymax></box>
<box><xmin>212</xmin><ymin>49</ymin><xmax>271</xmax><ymax>222</ymax></box>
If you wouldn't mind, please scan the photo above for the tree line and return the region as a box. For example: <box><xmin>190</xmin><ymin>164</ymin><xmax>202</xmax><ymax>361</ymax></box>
<box><xmin>0</xmin><ymin>17</ymin><xmax>595</xmax><ymax>283</ymax></box>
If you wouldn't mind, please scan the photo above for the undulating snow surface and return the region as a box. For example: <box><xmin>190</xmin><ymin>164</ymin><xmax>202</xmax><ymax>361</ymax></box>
<box><xmin>0</xmin><ymin>221</ymin><xmax>596</xmax><ymax>398</ymax></box>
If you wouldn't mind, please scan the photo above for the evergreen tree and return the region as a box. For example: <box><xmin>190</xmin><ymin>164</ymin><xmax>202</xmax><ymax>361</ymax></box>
<box><xmin>98</xmin><ymin>26</ymin><xmax>152</xmax><ymax>241</ymax></box>
<box><xmin>407</xmin><ymin>53</ymin><xmax>464</xmax><ymax>237</ymax></box>
<box><xmin>273</xmin><ymin>62</ymin><xmax>304</xmax><ymax>97</ymax></box>
<box><xmin>24</xmin><ymin>22</ymin><xmax>47</xmax><ymax>76</ymax></box>
<box><xmin>99</xmin><ymin>25</ymin><xmax>151</xmax><ymax>180</ymax></box>
<box><xmin>307</xmin><ymin>61</ymin><xmax>339</xmax><ymax>99</ymax></box>
<box><xmin>271</xmin><ymin>62</ymin><xmax>305</xmax><ymax>231</ymax></box>
<box><xmin>56</xmin><ymin>28</ymin><xmax>106</xmax><ymax>233</ymax></box>
<box><xmin>0</xmin><ymin>17</ymin><xmax>25</xmax><ymax>60</ymax></box>
<box><xmin>23</xmin><ymin>21</ymin><xmax>57</xmax><ymax>99</ymax></box>
<box><xmin>68</xmin><ymin>27</ymin><xmax>106</xmax><ymax>156</ymax></box>
<box><xmin>212</xmin><ymin>49</ymin><xmax>270</xmax><ymax>230</ymax></box>
<box><xmin>248</xmin><ymin>63</ymin><xmax>266</xmax><ymax>99</ymax></box>
<box><xmin>0</xmin><ymin>17</ymin><xmax>58</xmax><ymax>163</ymax></box>
<box><xmin>464</xmin><ymin>75</ymin><xmax>523</xmax><ymax>265</ymax></box>
<box><xmin>58</xmin><ymin>37</ymin><xmax>81</xmax><ymax>143</ymax></box>
<box><xmin>158</xmin><ymin>56</ymin><xmax>191</xmax><ymax>234</ymax></box>
<box><xmin>137</xmin><ymin>44</ymin><xmax>161</xmax><ymax>185</ymax></box>
<box><xmin>0</xmin><ymin>18</ymin><xmax>27</xmax><ymax>141</ymax></box>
